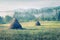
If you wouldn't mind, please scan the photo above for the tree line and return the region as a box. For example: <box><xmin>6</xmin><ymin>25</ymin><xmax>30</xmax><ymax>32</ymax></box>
<box><xmin>0</xmin><ymin>6</ymin><xmax>60</xmax><ymax>24</ymax></box>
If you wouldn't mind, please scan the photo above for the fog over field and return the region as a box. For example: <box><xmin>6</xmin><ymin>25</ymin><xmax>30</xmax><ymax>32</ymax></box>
<box><xmin>0</xmin><ymin>0</ymin><xmax>60</xmax><ymax>21</ymax></box>
<box><xmin>0</xmin><ymin>0</ymin><xmax>60</xmax><ymax>40</ymax></box>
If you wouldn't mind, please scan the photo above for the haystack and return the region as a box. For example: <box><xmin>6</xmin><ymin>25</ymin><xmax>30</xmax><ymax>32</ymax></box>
<box><xmin>10</xmin><ymin>18</ymin><xmax>22</xmax><ymax>29</ymax></box>
<box><xmin>36</xmin><ymin>21</ymin><xmax>41</xmax><ymax>26</ymax></box>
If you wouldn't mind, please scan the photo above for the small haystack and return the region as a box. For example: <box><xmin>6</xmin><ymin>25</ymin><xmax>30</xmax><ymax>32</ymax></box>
<box><xmin>36</xmin><ymin>21</ymin><xmax>41</xmax><ymax>26</ymax></box>
<box><xmin>10</xmin><ymin>18</ymin><xmax>22</xmax><ymax>29</ymax></box>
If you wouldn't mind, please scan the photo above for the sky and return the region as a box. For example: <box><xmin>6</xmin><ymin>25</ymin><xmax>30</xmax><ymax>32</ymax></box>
<box><xmin>0</xmin><ymin>0</ymin><xmax>60</xmax><ymax>11</ymax></box>
<box><xmin>0</xmin><ymin>0</ymin><xmax>60</xmax><ymax>17</ymax></box>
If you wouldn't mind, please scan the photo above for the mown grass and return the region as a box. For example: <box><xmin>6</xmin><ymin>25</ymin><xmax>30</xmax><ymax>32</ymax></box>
<box><xmin>0</xmin><ymin>21</ymin><xmax>60</xmax><ymax>40</ymax></box>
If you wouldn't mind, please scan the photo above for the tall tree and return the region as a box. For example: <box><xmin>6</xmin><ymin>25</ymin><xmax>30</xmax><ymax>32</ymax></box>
<box><xmin>0</xmin><ymin>16</ymin><xmax>4</xmax><ymax>24</ymax></box>
<box><xmin>58</xmin><ymin>11</ymin><xmax>60</xmax><ymax>21</ymax></box>
<box><xmin>5</xmin><ymin>15</ymin><xmax>13</xmax><ymax>23</ymax></box>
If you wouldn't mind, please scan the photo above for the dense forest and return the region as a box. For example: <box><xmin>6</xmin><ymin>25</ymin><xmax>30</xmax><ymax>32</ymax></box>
<box><xmin>0</xmin><ymin>6</ymin><xmax>60</xmax><ymax>24</ymax></box>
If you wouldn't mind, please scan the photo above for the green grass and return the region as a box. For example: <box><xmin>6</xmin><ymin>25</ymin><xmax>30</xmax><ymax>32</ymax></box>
<box><xmin>0</xmin><ymin>21</ymin><xmax>60</xmax><ymax>40</ymax></box>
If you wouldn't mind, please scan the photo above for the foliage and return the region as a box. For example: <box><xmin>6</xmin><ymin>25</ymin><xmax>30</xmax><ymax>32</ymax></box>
<box><xmin>58</xmin><ymin>11</ymin><xmax>60</xmax><ymax>21</ymax></box>
<box><xmin>13</xmin><ymin>6</ymin><xmax>60</xmax><ymax>21</ymax></box>
<box><xmin>0</xmin><ymin>16</ymin><xmax>5</xmax><ymax>24</ymax></box>
<box><xmin>5</xmin><ymin>15</ymin><xmax>13</xmax><ymax>23</ymax></box>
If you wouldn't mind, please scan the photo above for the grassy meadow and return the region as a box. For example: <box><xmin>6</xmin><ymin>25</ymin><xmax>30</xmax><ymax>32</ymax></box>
<box><xmin>0</xmin><ymin>21</ymin><xmax>60</xmax><ymax>40</ymax></box>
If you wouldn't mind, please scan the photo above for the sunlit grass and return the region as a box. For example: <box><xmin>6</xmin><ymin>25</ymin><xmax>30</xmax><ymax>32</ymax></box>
<box><xmin>0</xmin><ymin>21</ymin><xmax>60</xmax><ymax>40</ymax></box>
<box><xmin>0</xmin><ymin>21</ymin><xmax>60</xmax><ymax>30</ymax></box>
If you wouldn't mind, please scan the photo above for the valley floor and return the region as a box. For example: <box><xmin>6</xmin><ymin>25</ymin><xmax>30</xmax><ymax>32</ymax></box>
<box><xmin>0</xmin><ymin>21</ymin><xmax>60</xmax><ymax>40</ymax></box>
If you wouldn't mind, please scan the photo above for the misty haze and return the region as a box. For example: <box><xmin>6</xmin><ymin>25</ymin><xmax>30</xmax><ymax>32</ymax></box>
<box><xmin>0</xmin><ymin>0</ymin><xmax>60</xmax><ymax>40</ymax></box>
